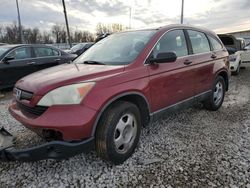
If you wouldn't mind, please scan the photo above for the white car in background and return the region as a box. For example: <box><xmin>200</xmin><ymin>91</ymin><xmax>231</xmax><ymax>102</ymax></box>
<box><xmin>218</xmin><ymin>35</ymin><xmax>245</xmax><ymax>75</ymax></box>
<box><xmin>241</xmin><ymin>43</ymin><xmax>250</xmax><ymax>68</ymax></box>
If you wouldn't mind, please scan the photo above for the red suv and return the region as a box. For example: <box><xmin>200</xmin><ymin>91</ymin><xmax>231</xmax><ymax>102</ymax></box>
<box><xmin>8</xmin><ymin>25</ymin><xmax>229</xmax><ymax>164</ymax></box>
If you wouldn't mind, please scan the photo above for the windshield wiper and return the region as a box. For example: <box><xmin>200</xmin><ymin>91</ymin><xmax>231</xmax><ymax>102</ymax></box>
<box><xmin>83</xmin><ymin>60</ymin><xmax>105</xmax><ymax>65</ymax></box>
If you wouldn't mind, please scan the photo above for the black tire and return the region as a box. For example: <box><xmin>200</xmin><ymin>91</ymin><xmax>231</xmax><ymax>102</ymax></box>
<box><xmin>95</xmin><ymin>101</ymin><xmax>141</xmax><ymax>164</ymax></box>
<box><xmin>203</xmin><ymin>76</ymin><xmax>226</xmax><ymax>111</ymax></box>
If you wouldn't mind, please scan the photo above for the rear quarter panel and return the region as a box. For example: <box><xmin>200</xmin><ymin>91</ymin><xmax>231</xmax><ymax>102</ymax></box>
<box><xmin>213</xmin><ymin>50</ymin><xmax>230</xmax><ymax>88</ymax></box>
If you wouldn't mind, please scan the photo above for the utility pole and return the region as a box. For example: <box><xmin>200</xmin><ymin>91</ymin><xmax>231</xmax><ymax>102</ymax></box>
<box><xmin>16</xmin><ymin>0</ymin><xmax>25</xmax><ymax>43</ymax></box>
<box><xmin>129</xmin><ymin>6</ymin><xmax>132</xmax><ymax>29</ymax></box>
<box><xmin>62</xmin><ymin>0</ymin><xmax>72</xmax><ymax>48</ymax></box>
<box><xmin>181</xmin><ymin>0</ymin><xmax>184</xmax><ymax>24</ymax></box>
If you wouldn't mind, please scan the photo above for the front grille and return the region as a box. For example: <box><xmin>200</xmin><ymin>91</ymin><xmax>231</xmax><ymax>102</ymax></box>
<box><xmin>20</xmin><ymin>90</ymin><xmax>33</xmax><ymax>100</ymax></box>
<box><xmin>14</xmin><ymin>88</ymin><xmax>33</xmax><ymax>101</ymax></box>
<box><xmin>17</xmin><ymin>102</ymin><xmax>48</xmax><ymax>116</ymax></box>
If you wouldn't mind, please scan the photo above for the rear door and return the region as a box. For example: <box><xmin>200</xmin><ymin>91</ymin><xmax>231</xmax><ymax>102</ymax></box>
<box><xmin>185</xmin><ymin>30</ymin><xmax>216</xmax><ymax>96</ymax></box>
<box><xmin>0</xmin><ymin>46</ymin><xmax>36</xmax><ymax>87</ymax></box>
<box><xmin>33</xmin><ymin>46</ymin><xmax>62</xmax><ymax>71</ymax></box>
<box><xmin>148</xmin><ymin>29</ymin><xmax>196</xmax><ymax>112</ymax></box>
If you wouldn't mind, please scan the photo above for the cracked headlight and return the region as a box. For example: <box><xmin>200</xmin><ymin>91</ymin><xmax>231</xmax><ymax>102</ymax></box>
<box><xmin>37</xmin><ymin>82</ymin><xmax>95</xmax><ymax>106</ymax></box>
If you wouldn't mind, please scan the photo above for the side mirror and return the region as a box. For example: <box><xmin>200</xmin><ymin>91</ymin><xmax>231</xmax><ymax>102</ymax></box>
<box><xmin>2</xmin><ymin>56</ymin><xmax>15</xmax><ymax>64</ymax></box>
<box><xmin>147</xmin><ymin>52</ymin><xmax>177</xmax><ymax>64</ymax></box>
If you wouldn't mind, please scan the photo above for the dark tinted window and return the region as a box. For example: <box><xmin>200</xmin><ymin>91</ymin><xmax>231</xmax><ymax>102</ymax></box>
<box><xmin>219</xmin><ymin>37</ymin><xmax>234</xmax><ymax>45</ymax></box>
<box><xmin>8</xmin><ymin>47</ymin><xmax>32</xmax><ymax>60</ymax></box>
<box><xmin>152</xmin><ymin>30</ymin><xmax>188</xmax><ymax>58</ymax></box>
<box><xmin>34</xmin><ymin>47</ymin><xmax>60</xmax><ymax>57</ymax></box>
<box><xmin>207</xmin><ymin>35</ymin><xmax>222</xmax><ymax>50</ymax></box>
<box><xmin>188</xmin><ymin>30</ymin><xmax>210</xmax><ymax>54</ymax></box>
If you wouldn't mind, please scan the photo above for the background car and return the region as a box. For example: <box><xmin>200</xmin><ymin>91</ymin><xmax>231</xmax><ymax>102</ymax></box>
<box><xmin>95</xmin><ymin>33</ymin><xmax>111</xmax><ymax>42</ymax></box>
<box><xmin>66</xmin><ymin>42</ymin><xmax>94</xmax><ymax>57</ymax></box>
<box><xmin>241</xmin><ymin>43</ymin><xmax>250</xmax><ymax>67</ymax></box>
<box><xmin>0</xmin><ymin>44</ymin><xmax>77</xmax><ymax>90</ymax></box>
<box><xmin>218</xmin><ymin>34</ymin><xmax>244</xmax><ymax>75</ymax></box>
<box><xmin>0</xmin><ymin>43</ymin><xmax>7</xmax><ymax>46</ymax></box>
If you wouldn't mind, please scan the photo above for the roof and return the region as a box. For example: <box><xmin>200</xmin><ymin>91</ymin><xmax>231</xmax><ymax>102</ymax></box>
<box><xmin>119</xmin><ymin>24</ymin><xmax>217</xmax><ymax>37</ymax></box>
<box><xmin>1</xmin><ymin>44</ymin><xmax>63</xmax><ymax>51</ymax></box>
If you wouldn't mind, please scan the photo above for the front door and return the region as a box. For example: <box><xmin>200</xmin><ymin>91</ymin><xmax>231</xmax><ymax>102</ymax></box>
<box><xmin>0</xmin><ymin>47</ymin><xmax>36</xmax><ymax>88</ymax></box>
<box><xmin>147</xmin><ymin>29</ymin><xmax>195</xmax><ymax>113</ymax></box>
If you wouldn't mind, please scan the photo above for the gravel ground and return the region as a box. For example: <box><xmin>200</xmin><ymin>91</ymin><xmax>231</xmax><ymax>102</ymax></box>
<box><xmin>0</xmin><ymin>69</ymin><xmax>250</xmax><ymax>187</ymax></box>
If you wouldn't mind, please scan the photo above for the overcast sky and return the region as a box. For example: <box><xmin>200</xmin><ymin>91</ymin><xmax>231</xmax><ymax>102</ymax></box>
<box><xmin>0</xmin><ymin>0</ymin><xmax>250</xmax><ymax>33</ymax></box>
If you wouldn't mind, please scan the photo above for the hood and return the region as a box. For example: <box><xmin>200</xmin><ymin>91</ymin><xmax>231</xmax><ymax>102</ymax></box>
<box><xmin>16</xmin><ymin>63</ymin><xmax>124</xmax><ymax>95</ymax></box>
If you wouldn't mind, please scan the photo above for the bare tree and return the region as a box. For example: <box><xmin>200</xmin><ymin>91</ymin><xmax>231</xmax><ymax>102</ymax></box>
<box><xmin>24</xmin><ymin>27</ymin><xmax>41</xmax><ymax>43</ymax></box>
<box><xmin>51</xmin><ymin>24</ymin><xmax>67</xmax><ymax>43</ymax></box>
<box><xmin>96</xmin><ymin>23</ymin><xmax>126</xmax><ymax>35</ymax></box>
<box><xmin>72</xmin><ymin>30</ymin><xmax>94</xmax><ymax>43</ymax></box>
<box><xmin>51</xmin><ymin>24</ymin><xmax>61</xmax><ymax>43</ymax></box>
<box><xmin>96</xmin><ymin>23</ymin><xmax>110</xmax><ymax>35</ymax></box>
<box><xmin>4</xmin><ymin>22</ymin><xmax>20</xmax><ymax>43</ymax></box>
<box><xmin>0</xmin><ymin>23</ymin><xmax>95</xmax><ymax>44</ymax></box>
<box><xmin>0</xmin><ymin>26</ymin><xmax>4</xmax><ymax>41</ymax></box>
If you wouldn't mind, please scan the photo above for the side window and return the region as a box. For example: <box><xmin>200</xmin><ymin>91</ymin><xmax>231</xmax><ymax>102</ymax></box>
<box><xmin>187</xmin><ymin>30</ymin><xmax>210</xmax><ymax>54</ymax></box>
<box><xmin>34</xmin><ymin>47</ymin><xmax>59</xmax><ymax>57</ymax></box>
<box><xmin>207</xmin><ymin>35</ymin><xmax>223</xmax><ymax>51</ymax></box>
<box><xmin>7</xmin><ymin>47</ymin><xmax>32</xmax><ymax>60</ymax></box>
<box><xmin>52</xmin><ymin>49</ymin><xmax>60</xmax><ymax>56</ymax></box>
<box><xmin>152</xmin><ymin>30</ymin><xmax>188</xmax><ymax>58</ymax></box>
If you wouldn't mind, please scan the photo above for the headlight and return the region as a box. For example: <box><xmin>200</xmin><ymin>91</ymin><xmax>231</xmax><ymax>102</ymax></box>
<box><xmin>229</xmin><ymin>54</ymin><xmax>237</xmax><ymax>62</ymax></box>
<box><xmin>37</xmin><ymin>82</ymin><xmax>95</xmax><ymax>106</ymax></box>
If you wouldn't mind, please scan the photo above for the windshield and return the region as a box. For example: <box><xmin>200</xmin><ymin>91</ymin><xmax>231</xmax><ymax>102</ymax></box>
<box><xmin>74</xmin><ymin>30</ymin><xmax>156</xmax><ymax>65</ymax></box>
<box><xmin>0</xmin><ymin>46</ymin><xmax>11</xmax><ymax>57</ymax></box>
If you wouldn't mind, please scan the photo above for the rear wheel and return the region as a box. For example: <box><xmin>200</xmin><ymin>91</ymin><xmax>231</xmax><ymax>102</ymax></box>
<box><xmin>95</xmin><ymin>101</ymin><xmax>141</xmax><ymax>164</ymax></box>
<box><xmin>203</xmin><ymin>76</ymin><xmax>226</xmax><ymax>111</ymax></box>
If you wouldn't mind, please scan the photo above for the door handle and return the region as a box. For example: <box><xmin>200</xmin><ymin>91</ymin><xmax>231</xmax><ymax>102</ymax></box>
<box><xmin>54</xmin><ymin>59</ymin><xmax>61</xmax><ymax>62</ymax></box>
<box><xmin>183</xmin><ymin>60</ymin><xmax>192</xmax><ymax>65</ymax></box>
<box><xmin>211</xmin><ymin>54</ymin><xmax>217</xmax><ymax>59</ymax></box>
<box><xmin>27</xmin><ymin>62</ymin><xmax>36</xmax><ymax>65</ymax></box>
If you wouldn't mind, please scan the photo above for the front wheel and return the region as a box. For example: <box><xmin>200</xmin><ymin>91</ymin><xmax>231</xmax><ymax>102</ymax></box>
<box><xmin>203</xmin><ymin>76</ymin><xmax>226</xmax><ymax>111</ymax></box>
<box><xmin>95</xmin><ymin>101</ymin><xmax>141</xmax><ymax>164</ymax></box>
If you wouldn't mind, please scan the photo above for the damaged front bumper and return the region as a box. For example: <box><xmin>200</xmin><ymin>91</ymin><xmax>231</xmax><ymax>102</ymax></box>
<box><xmin>0</xmin><ymin>127</ymin><xmax>94</xmax><ymax>162</ymax></box>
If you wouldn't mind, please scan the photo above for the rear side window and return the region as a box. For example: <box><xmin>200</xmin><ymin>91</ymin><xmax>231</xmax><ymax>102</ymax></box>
<box><xmin>152</xmin><ymin>30</ymin><xmax>188</xmax><ymax>57</ymax></box>
<box><xmin>7</xmin><ymin>47</ymin><xmax>32</xmax><ymax>60</ymax></box>
<box><xmin>34</xmin><ymin>47</ymin><xmax>60</xmax><ymax>57</ymax></box>
<box><xmin>207</xmin><ymin>35</ymin><xmax>223</xmax><ymax>51</ymax></box>
<box><xmin>187</xmin><ymin>30</ymin><xmax>210</xmax><ymax>54</ymax></box>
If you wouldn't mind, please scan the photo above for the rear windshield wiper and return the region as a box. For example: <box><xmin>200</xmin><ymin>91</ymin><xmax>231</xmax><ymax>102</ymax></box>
<box><xmin>83</xmin><ymin>60</ymin><xmax>105</xmax><ymax>65</ymax></box>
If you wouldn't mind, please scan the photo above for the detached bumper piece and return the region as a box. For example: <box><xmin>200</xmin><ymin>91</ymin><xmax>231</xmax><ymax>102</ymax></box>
<box><xmin>0</xmin><ymin>127</ymin><xmax>94</xmax><ymax>162</ymax></box>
